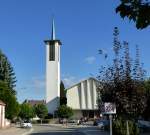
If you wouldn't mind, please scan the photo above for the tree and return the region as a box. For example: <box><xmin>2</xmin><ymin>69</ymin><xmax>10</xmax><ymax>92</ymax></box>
<box><xmin>34</xmin><ymin>103</ymin><xmax>48</xmax><ymax>123</ymax></box>
<box><xmin>116</xmin><ymin>0</ymin><xmax>150</xmax><ymax>29</ymax></box>
<box><xmin>0</xmin><ymin>50</ymin><xmax>16</xmax><ymax>95</ymax></box>
<box><xmin>97</xmin><ymin>27</ymin><xmax>146</xmax><ymax>119</ymax></box>
<box><xmin>57</xmin><ymin>105</ymin><xmax>73</xmax><ymax>119</ymax></box>
<box><xmin>60</xmin><ymin>81</ymin><xmax>67</xmax><ymax>105</ymax></box>
<box><xmin>0</xmin><ymin>81</ymin><xmax>20</xmax><ymax>120</ymax></box>
<box><xmin>19</xmin><ymin>103</ymin><xmax>35</xmax><ymax>120</ymax></box>
<box><xmin>143</xmin><ymin>78</ymin><xmax>150</xmax><ymax>120</ymax></box>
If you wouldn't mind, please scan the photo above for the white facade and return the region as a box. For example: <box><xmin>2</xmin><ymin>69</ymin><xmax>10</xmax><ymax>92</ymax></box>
<box><xmin>0</xmin><ymin>101</ymin><xmax>5</xmax><ymax>128</ymax></box>
<box><xmin>66</xmin><ymin>78</ymin><xmax>99</xmax><ymax>118</ymax></box>
<box><xmin>44</xmin><ymin>20</ymin><xmax>61</xmax><ymax>114</ymax></box>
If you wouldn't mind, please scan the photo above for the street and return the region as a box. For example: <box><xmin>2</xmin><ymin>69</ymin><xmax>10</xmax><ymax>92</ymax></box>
<box><xmin>0</xmin><ymin>124</ymin><xmax>149</xmax><ymax>135</ymax></box>
<box><xmin>30</xmin><ymin>125</ymin><xmax>85</xmax><ymax>135</ymax></box>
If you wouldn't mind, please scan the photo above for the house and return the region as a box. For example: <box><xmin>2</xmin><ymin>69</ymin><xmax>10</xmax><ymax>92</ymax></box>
<box><xmin>0</xmin><ymin>100</ymin><xmax>5</xmax><ymax>128</ymax></box>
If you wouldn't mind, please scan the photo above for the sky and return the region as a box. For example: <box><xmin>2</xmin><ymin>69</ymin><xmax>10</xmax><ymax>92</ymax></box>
<box><xmin>0</xmin><ymin>0</ymin><xmax>150</xmax><ymax>103</ymax></box>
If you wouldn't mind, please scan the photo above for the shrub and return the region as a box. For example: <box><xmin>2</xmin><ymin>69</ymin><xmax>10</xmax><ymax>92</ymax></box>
<box><xmin>113</xmin><ymin>117</ymin><xmax>139</xmax><ymax>135</ymax></box>
<box><xmin>57</xmin><ymin>105</ymin><xmax>73</xmax><ymax>119</ymax></box>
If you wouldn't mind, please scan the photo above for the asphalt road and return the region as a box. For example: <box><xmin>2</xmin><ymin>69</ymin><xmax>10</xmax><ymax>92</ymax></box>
<box><xmin>29</xmin><ymin>125</ymin><xmax>85</xmax><ymax>135</ymax></box>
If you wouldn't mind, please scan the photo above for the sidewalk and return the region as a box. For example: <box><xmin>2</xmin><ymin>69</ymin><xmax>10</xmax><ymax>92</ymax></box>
<box><xmin>0</xmin><ymin>125</ymin><xmax>33</xmax><ymax>135</ymax></box>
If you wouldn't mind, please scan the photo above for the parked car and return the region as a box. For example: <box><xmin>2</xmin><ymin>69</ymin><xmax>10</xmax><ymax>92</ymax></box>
<box><xmin>137</xmin><ymin>120</ymin><xmax>150</xmax><ymax>132</ymax></box>
<box><xmin>68</xmin><ymin>119</ymin><xmax>77</xmax><ymax>123</ymax></box>
<box><xmin>21</xmin><ymin>120</ymin><xmax>32</xmax><ymax>128</ymax></box>
<box><xmin>59</xmin><ymin>118</ymin><xmax>68</xmax><ymax>124</ymax></box>
<box><xmin>93</xmin><ymin>119</ymin><xmax>109</xmax><ymax>129</ymax></box>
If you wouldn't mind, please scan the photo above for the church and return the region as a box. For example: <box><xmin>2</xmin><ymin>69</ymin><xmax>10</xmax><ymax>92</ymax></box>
<box><xmin>66</xmin><ymin>77</ymin><xmax>100</xmax><ymax>119</ymax></box>
<box><xmin>44</xmin><ymin>19</ymin><xmax>100</xmax><ymax>118</ymax></box>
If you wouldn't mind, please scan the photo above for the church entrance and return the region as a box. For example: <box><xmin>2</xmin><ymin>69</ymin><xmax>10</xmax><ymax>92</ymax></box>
<box><xmin>89</xmin><ymin>110</ymin><xmax>94</xmax><ymax>118</ymax></box>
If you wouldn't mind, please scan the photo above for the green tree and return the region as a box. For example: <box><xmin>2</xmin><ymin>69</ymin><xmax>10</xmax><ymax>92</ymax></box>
<box><xmin>60</xmin><ymin>81</ymin><xmax>65</xmax><ymax>97</ymax></box>
<box><xmin>97</xmin><ymin>27</ymin><xmax>146</xmax><ymax>119</ymax></box>
<box><xmin>19</xmin><ymin>103</ymin><xmax>35</xmax><ymax>120</ymax></box>
<box><xmin>116</xmin><ymin>0</ymin><xmax>150</xmax><ymax>29</ymax></box>
<box><xmin>60</xmin><ymin>81</ymin><xmax>67</xmax><ymax>105</ymax></box>
<box><xmin>57</xmin><ymin>105</ymin><xmax>73</xmax><ymax>119</ymax></box>
<box><xmin>0</xmin><ymin>50</ymin><xmax>16</xmax><ymax>95</ymax></box>
<box><xmin>34</xmin><ymin>103</ymin><xmax>48</xmax><ymax>123</ymax></box>
<box><xmin>0</xmin><ymin>81</ymin><xmax>20</xmax><ymax>120</ymax></box>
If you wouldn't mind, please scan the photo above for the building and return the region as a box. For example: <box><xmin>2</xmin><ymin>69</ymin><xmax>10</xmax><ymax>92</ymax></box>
<box><xmin>44</xmin><ymin>19</ymin><xmax>62</xmax><ymax>114</ymax></box>
<box><xmin>66</xmin><ymin>77</ymin><xmax>100</xmax><ymax>119</ymax></box>
<box><xmin>0</xmin><ymin>100</ymin><xmax>5</xmax><ymax>128</ymax></box>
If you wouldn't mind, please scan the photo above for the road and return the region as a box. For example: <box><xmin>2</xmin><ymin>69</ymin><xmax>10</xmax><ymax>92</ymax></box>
<box><xmin>29</xmin><ymin>125</ymin><xmax>85</xmax><ymax>135</ymax></box>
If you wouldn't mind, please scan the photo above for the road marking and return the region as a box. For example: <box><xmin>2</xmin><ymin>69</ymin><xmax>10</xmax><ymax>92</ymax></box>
<box><xmin>21</xmin><ymin>128</ymin><xmax>34</xmax><ymax>135</ymax></box>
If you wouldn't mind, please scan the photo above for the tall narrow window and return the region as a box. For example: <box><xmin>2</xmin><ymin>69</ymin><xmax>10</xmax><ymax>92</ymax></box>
<box><xmin>49</xmin><ymin>45</ymin><xmax>55</xmax><ymax>61</ymax></box>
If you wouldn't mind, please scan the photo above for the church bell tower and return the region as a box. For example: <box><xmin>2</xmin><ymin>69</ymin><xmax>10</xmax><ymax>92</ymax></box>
<box><xmin>44</xmin><ymin>19</ymin><xmax>62</xmax><ymax>114</ymax></box>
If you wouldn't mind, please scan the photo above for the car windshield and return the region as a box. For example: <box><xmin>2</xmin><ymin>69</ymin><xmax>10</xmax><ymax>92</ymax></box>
<box><xmin>24</xmin><ymin>120</ymin><xmax>31</xmax><ymax>123</ymax></box>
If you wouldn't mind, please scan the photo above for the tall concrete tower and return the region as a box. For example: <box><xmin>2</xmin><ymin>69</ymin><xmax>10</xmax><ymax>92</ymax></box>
<box><xmin>44</xmin><ymin>19</ymin><xmax>62</xmax><ymax>114</ymax></box>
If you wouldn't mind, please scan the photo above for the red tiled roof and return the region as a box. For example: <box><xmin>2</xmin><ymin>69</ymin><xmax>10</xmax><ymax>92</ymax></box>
<box><xmin>25</xmin><ymin>100</ymin><xmax>46</xmax><ymax>106</ymax></box>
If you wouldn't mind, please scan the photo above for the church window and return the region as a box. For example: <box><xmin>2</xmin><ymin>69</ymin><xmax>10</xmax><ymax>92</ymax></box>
<box><xmin>49</xmin><ymin>45</ymin><xmax>55</xmax><ymax>61</ymax></box>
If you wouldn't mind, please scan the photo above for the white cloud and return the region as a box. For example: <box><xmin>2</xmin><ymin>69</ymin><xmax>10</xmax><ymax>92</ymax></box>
<box><xmin>85</xmin><ymin>56</ymin><xmax>96</xmax><ymax>64</ymax></box>
<box><xmin>63</xmin><ymin>76</ymin><xmax>76</xmax><ymax>88</ymax></box>
<box><xmin>62</xmin><ymin>74</ymin><xmax>86</xmax><ymax>88</ymax></box>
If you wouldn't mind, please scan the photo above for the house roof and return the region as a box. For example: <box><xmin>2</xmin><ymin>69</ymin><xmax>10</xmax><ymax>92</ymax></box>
<box><xmin>24</xmin><ymin>100</ymin><xmax>46</xmax><ymax>106</ymax></box>
<box><xmin>0</xmin><ymin>100</ymin><xmax>6</xmax><ymax>106</ymax></box>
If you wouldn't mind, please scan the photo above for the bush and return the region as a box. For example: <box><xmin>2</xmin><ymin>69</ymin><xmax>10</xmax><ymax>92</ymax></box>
<box><xmin>57</xmin><ymin>105</ymin><xmax>73</xmax><ymax>119</ymax></box>
<box><xmin>113</xmin><ymin>118</ymin><xmax>139</xmax><ymax>135</ymax></box>
<box><xmin>35</xmin><ymin>119</ymin><xmax>51</xmax><ymax>124</ymax></box>
<box><xmin>45</xmin><ymin>113</ymin><xmax>53</xmax><ymax>119</ymax></box>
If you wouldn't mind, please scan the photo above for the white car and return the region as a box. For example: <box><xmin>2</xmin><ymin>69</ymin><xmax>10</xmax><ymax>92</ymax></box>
<box><xmin>21</xmin><ymin>120</ymin><xmax>32</xmax><ymax>128</ymax></box>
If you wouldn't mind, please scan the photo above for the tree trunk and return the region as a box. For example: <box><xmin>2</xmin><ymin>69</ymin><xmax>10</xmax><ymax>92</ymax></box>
<box><xmin>126</xmin><ymin>120</ymin><xmax>130</xmax><ymax>135</ymax></box>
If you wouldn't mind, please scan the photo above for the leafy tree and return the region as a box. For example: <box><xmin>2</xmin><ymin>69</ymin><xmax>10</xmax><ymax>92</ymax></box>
<box><xmin>60</xmin><ymin>81</ymin><xmax>65</xmax><ymax>97</ymax></box>
<box><xmin>19</xmin><ymin>103</ymin><xmax>35</xmax><ymax>120</ymax></box>
<box><xmin>0</xmin><ymin>50</ymin><xmax>16</xmax><ymax>95</ymax></box>
<box><xmin>97</xmin><ymin>27</ymin><xmax>146</xmax><ymax>119</ymax></box>
<box><xmin>0</xmin><ymin>81</ymin><xmax>20</xmax><ymax>120</ymax></box>
<box><xmin>34</xmin><ymin>103</ymin><xmax>48</xmax><ymax>123</ymax></box>
<box><xmin>116</xmin><ymin>0</ymin><xmax>150</xmax><ymax>29</ymax></box>
<box><xmin>60</xmin><ymin>81</ymin><xmax>67</xmax><ymax>105</ymax></box>
<box><xmin>57</xmin><ymin>105</ymin><xmax>73</xmax><ymax>119</ymax></box>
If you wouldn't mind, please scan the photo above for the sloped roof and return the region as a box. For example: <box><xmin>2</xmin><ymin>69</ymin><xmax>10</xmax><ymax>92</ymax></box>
<box><xmin>0</xmin><ymin>100</ymin><xmax>6</xmax><ymax>106</ymax></box>
<box><xmin>66</xmin><ymin>77</ymin><xmax>99</xmax><ymax>90</ymax></box>
<box><xmin>24</xmin><ymin>100</ymin><xmax>46</xmax><ymax>106</ymax></box>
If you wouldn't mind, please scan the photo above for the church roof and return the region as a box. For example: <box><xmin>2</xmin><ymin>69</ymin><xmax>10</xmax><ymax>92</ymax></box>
<box><xmin>51</xmin><ymin>18</ymin><xmax>56</xmax><ymax>40</ymax></box>
<box><xmin>44</xmin><ymin>18</ymin><xmax>62</xmax><ymax>45</ymax></box>
<box><xmin>66</xmin><ymin>77</ymin><xmax>99</xmax><ymax>90</ymax></box>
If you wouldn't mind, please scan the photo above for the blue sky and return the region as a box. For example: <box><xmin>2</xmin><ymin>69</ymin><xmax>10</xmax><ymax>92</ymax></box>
<box><xmin>0</xmin><ymin>0</ymin><xmax>150</xmax><ymax>103</ymax></box>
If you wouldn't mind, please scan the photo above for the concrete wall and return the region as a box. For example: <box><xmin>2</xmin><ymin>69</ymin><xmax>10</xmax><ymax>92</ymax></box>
<box><xmin>46</xmin><ymin>41</ymin><xmax>60</xmax><ymax>114</ymax></box>
<box><xmin>0</xmin><ymin>105</ymin><xmax>5</xmax><ymax>128</ymax></box>
<box><xmin>71</xmin><ymin>110</ymin><xmax>82</xmax><ymax>119</ymax></box>
<box><xmin>67</xmin><ymin>78</ymin><xmax>99</xmax><ymax>110</ymax></box>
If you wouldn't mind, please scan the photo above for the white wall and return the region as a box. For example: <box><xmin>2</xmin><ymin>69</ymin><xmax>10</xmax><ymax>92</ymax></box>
<box><xmin>66</xmin><ymin>83</ymin><xmax>81</xmax><ymax>109</ymax></box>
<box><xmin>67</xmin><ymin>78</ymin><xmax>99</xmax><ymax>110</ymax></box>
<box><xmin>0</xmin><ymin>105</ymin><xmax>5</xmax><ymax>128</ymax></box>
<box><xmin>46</xmin><ymin>41</ymin><xmax>60</xmax><ymax>114</ymax></box>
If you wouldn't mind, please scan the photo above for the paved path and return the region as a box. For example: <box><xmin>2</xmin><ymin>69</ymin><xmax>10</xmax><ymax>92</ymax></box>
<box><xmin>0</xmin><ymin>125</ymin><xmax>33</xmax><ymax>135</ymax></box>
